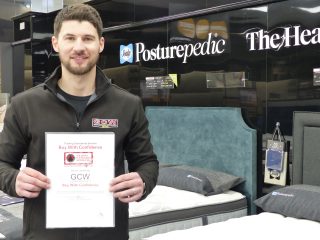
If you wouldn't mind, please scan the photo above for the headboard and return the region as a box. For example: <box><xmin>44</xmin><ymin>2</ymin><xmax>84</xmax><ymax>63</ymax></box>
<box><xmin>145</xmin><ymin>107</ymin><xmax>257</xmax><ymax>214</ymax></box>
<box><xmin>292</xmin><ymin>111</ymin><xmax>320</xmax><ymax>185</ymax></box>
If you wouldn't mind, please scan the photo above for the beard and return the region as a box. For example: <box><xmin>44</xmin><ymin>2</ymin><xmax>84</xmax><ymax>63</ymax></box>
<box><xmin>59</xmin><ymin>52</ymin><xmax>100</xmax><ymax>75</ymax></box>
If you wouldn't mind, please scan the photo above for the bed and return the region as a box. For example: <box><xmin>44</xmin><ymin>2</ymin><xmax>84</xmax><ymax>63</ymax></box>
<box><xmin>129</xmin><ymin>107</ymin><xmax>257</xmax><ymax>240</ymax></box>
<box><xmin>137</xmin><ymin>110</ymin><xmax>320</xmax><ymax>240</ymax></box>
<box><xmin>0</xmin><ymin>107</ymin><xmax>257</xmax><ymax>239</ymax></box>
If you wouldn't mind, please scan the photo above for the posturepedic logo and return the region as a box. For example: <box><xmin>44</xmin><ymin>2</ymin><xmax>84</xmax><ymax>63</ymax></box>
<box><xmin>119</xmin><ymin>33</ymin><xmax>226</xmax><ymax>65</ymax></box>
<box><xmin>120</xmin><ymin>44</ymin><xmax>133</xmax><ymax>64</ymax></box>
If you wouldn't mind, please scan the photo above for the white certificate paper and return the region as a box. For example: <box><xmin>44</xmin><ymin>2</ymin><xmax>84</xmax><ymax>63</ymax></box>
<box><xmin>45</xmin><ymin>132</ymin><xmax>115</xmax><ymax>228</ymax></box>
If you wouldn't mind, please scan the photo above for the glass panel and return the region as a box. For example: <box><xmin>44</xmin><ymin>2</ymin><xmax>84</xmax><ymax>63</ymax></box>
<box><xmin>265</xmin><ymin>0</ymin><xmax>320</xmax><ymax>135</ymax></box>
<box><xmin>94</xmin><ymin>0</ymin><xmax>135</xmax><ymax>28</ymax></box>
<box><xmin>169</xmin><ymin>0</ymin><xmax>205</xmax><ymax>15</ymax></box>
<box><xmin>134</xmin><ymin>0</ymin><xmax>169</xmax><ymax>21</ymax></box>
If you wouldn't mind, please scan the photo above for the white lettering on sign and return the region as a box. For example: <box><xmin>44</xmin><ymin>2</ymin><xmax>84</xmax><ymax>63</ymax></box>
<box><xmin>135</xmin><ymin>33</ymin><xmax>226</xmax><ymax>63</ymax></box>
<box><xmin>245</xmin><ymin>25</ymin><xmax>320</xmax><ymax>51</ymax></box>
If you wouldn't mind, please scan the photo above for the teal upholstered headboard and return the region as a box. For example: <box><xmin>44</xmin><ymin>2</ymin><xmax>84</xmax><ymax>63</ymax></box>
<box><xmin>145</xmin><ymin>107</ymin><xmax>257</xmax><ymax>214</ymax></box>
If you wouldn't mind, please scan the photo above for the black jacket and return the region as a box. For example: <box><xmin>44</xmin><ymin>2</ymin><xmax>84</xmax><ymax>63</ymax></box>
<box><xmin>0</xmin><ymin>67</ymin><xmax>159</xmax><ymax>240</ymax></box>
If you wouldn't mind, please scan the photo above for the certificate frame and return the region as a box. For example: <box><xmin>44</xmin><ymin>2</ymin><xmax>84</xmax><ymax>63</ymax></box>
<box><xmin>45</xmin><ymin>132</ymin><xmax>115</xmax><ymax>228</ymax></box>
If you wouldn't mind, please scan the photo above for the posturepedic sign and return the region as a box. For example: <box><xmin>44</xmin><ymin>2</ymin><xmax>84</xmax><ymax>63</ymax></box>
<box><xmin>120</xmin><ymin>32</ymin><xmax>227</xmax><ymax>64</ymax></box>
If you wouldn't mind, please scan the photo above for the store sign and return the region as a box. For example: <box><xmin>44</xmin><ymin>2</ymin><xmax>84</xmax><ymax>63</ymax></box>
<box><xmin>119</xmin><ymin>33</ymin><xmax>226</xmax><ymax>64</ymax></box>
<box><xmin>246</xmin><ymin>25</ymin><xmax>320</xmax><ymax>51</ymax></box>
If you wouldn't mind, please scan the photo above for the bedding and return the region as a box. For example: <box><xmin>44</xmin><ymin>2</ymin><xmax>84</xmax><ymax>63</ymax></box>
<box><xmin>129</xmin><ymin>185</ymin><xmax>247</xmax><ymax>240</ymax></box>
<box><xmin>144</xmin><ymin>212</ymin><xmax>320</xmax><ymax>240</ymax></box>
<box><xmin>130</xmin><ymin>186</ymin><xmax>246</xmax><ymax>217</ymax></box>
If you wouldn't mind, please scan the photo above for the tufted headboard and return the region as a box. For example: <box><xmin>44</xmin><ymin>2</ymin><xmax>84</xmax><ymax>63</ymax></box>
<box><xmin>292</xmin><ymin>111</ymin><xmax>320</xmax><ymax>185</ymax></box>
<box><xmin>145</xmin><ymin>107</ymin><xmax>257</xmax><ymax>214</ymax></box>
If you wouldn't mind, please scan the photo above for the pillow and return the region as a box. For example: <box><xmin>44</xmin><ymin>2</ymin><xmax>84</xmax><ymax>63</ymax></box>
<box><xmin>157</xmin><ymin>165</ymin><xmax>244</xmax><ymax>196</ymax></box>
<box><xmin>254</xmin><ymin>184</ymin><xmax>320</xmax><ymax>222</ymax></box>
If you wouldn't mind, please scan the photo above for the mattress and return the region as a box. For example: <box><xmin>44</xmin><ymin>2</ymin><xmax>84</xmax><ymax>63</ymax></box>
<box><xmin>129</xmin><ymin>185</ymin><xmax>247</xmax><ymax>240</ymax></box>
<box><xmin>144</xmin><ymin>212</ymin><xmax>320</xmax><ymax>240</ymax></box>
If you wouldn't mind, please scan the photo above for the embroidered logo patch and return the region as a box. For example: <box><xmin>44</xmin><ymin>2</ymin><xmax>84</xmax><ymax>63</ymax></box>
<box><xmin>92</xmin><ymin>118</ymin><xmax>118</xmax><ymax>128</ymax></box>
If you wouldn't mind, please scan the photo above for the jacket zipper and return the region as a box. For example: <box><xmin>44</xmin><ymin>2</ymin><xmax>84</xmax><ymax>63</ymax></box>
<box><xmin>54</xmin><ymin>94</ymin><xmax>90</xmax><ymax>131</ymax></box>
<box><xmin>76</xmin><ymin>229</ymin><xmax>80</xmax><ymax>240</ymax></box>
<box><xmin>59</xmin><ymin>93</ymin><xmax>104</xmax><ymax>131</ymax></box>
<box><xmin>76</xmin><ymin>121</ymin><xmax>80</xmax><ymax>130</ymax></box>
<box><xmin>75</xmin><ymin>112</ymin><xmax>81</xmax><ymax>131</ymax></box>
<box><xmin>73</xmin><ymin>93</ymin><xmax>105</xmax><ymax>130</ymax></box>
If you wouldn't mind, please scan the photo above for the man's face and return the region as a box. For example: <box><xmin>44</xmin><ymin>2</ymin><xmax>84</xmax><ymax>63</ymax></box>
<box><xmin>51</xmin><ymin>20</ymin><xmax>104</xmax><ymax>75</ymax></box>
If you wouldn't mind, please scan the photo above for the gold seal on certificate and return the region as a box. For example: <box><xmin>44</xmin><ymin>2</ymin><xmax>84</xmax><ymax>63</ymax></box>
<box><xmin>45</xmin><ymin>132</ymin><xmax>115</xmax><ymax>228</ymax></box>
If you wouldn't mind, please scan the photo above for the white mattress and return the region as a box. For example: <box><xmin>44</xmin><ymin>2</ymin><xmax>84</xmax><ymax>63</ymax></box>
<box><xmin>129</xmin><ymin>185</ymin><xmax>245</xmax><ymax>218</ymax></box>
<box><xmin>144</xmin><ymin>212</ymin><xmax>320</xmax><ymax>240</ymax></box>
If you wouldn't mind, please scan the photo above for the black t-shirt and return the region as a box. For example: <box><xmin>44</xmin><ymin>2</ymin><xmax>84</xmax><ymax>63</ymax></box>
<box><xmin>57</xmin><ymin>86</ymin><xmax>91</xmax><ymax>119</ymax></box>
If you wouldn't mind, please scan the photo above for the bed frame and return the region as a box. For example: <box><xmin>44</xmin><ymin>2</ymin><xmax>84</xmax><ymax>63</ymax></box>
<box><xmin>139</xmin><ymin>110</ymin><xmax>320</xmax><ymax>240</ymax></box>
<box><xmin>144</xmin><ymin>107</ymin><xmax>257</xmax><ymax>213</ymax></box>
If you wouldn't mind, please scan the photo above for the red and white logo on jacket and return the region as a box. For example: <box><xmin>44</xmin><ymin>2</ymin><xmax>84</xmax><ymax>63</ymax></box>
<box><xmin>92</xmin><ymin>118</ymin><xmax>118</xmax><ymax>128</ymax></box>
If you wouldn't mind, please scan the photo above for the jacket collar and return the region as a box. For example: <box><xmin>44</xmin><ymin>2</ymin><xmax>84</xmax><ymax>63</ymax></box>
<box><xmin>44</xmin><ymin>66</ymin><xmax>112</xmax><ymax>96</ymax></box>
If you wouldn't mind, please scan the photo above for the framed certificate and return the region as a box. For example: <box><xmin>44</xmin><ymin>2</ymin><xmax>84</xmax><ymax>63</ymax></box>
<box><xmin>45</xmin><ymin>132</ymin><xmax>115</xmax><ymax>228</ymax></box>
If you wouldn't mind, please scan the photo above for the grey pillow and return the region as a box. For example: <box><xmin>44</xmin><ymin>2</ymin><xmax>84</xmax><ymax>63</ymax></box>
<box><xmin>157</xmin><ymin>165</ymin><xmax>244</xmax><ymax>196</ymax></box>
<box><xmin>254</xmin><ymin>184</ymin><xmax>320</xmax><ymax>221</ymax></box>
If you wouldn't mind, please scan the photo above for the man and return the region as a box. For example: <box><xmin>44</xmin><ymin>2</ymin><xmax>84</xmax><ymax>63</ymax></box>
<box><xmin>0</xmin><ymin>3</ymin><xmax>158</xmax><ymax>240</ymax></box>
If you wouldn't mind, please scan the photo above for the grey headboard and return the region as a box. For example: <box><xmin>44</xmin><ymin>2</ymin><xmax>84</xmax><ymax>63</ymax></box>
<box><xmin>145</xmin><ymin>107</ymin><xmax>257</xmax><ymax>214</ymax></box>
<box><xmin>292</xmin><ymin>111</ymin><xmax>320</xmax><ymax>185</ymax></box>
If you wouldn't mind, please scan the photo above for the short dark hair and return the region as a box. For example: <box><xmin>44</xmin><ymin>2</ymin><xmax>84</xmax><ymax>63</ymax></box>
<box><xmin>53</xmin><ymin>3</ymin><xmax>103</xmax><ymax>37</ymax></box>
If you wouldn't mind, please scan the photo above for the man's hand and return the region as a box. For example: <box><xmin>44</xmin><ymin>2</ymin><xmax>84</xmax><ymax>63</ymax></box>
<box><xmin>15</xmin><ymin>167</ymin><xmax>50</xmax><ymax>198</ymax></box>
<box><xmin>109</xmin><ymin>172</ymin><xmax>144</xmax><ymax>203</ymax></box>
